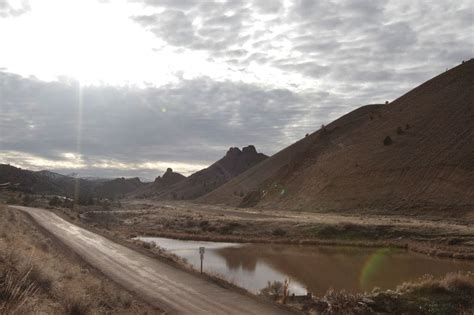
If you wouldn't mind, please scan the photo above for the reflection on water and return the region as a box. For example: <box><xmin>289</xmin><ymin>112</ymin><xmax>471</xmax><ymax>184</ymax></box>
<box><xmin>138</xmin><ymin>237</ymin><xmax>474</xmax><ymax>295</ymax></box>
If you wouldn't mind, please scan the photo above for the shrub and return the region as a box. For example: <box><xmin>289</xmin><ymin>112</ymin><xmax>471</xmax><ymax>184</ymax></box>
<box><xmin>219</xmin><ymin>222</ymin><xmax>241</xmax><ymax>235</ymax></box>
<box><xmin>383</xmin><ymin>136</ymin><xmax>393</xmax><ymax>146</ymax></box>
<box><xmin>6</xmin><ymin>196</ymin><xmax>18</xmax><ymax>205</ymax></box>
<box><xmin>22</xmin><ymin>195</ymin><xmax>34</xmax><ymax>206</ymax></box>
<box><xmin>397</xmin><ymin>272</ymin><xmax>474</xmax><ymax>295</ymax></box>
<box><xmin>396</xmin><ymin>127</ymin><xmax>404</xmax><ymax>135</ymax></box>
<box><xmin>259</xmin><ymin>281</ymin><xmax>284</xmax><ymax>299</ymax></box>
<box><xmin>272</xmin><ymin>228</ymin><xmax>287</xmax><ymax>237</ymax></box>
<box><xmin>26</xmin><ymin>266</ymin><xmax>53</xmax><ymax>293</ymax></box>
<box><xmin>321</xmin><ymin>289</ymin><xmax>359</xmax><ymax>313</ymax></box>
<box><xmin>49</xmin><ymin>196</ymin><xmax>61</xmax><ymax>206</ymax></box>
<box><xmin>447</xmin><ymin>238</ymin><xmax>462</xmax><ymax>245</ymax></box>
<box><xmin>64</xmin><ymin>298</ymin><xmax>90</xmax><ymax>315</ymax></box>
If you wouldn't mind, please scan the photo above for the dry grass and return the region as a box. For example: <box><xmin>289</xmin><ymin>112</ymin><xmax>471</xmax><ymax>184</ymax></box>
<box><xmin>68</xmin><ymin>199</ymin><xmax>474</xmax><ymax>261</ymax></box>
<box><xmin>0</xmin><ymin>269</ymin><xmax>38</xmax><ymax>314</ymax></box>
<box><xmin>64</xmin><ymin>297</ymin><xmax>91</xmax><ymax>315</ymax></box>
<box><xmin>259</xmin><ymin>280</ymin><xmax>284</xmax><ymax>299</ymax></box>
<box><xmin>299</xmin><ymin>272</ymin><xmax>474</xmax><ymax>314</ymax></box>
<box><xmin>396</xmin><ymin>271</ymin><xmax>474</xmax><ymax>295</ymax></box>
<box><xmin>0</xmin><ymin>204</ymin><xmax>161</xmax><ymax>314</ymax></box>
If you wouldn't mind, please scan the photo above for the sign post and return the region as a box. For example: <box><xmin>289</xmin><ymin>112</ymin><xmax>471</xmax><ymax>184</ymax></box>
<box><xmin>199</xmin><ymin>247</ymin><xmax>205</xmax><ymax>274</ymax></box>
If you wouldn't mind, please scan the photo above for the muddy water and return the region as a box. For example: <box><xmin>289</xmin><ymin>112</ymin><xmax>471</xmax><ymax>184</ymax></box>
<box><xmin>138</xmin><ymin>237</ymin><xmax>474</xmax><ymax>295</ymax></box>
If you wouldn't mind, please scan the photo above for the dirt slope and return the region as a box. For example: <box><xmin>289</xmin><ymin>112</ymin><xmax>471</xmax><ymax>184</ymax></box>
<box><xmin>135</xmin><ymin>145</ymin><xmax>267</xmax><ymax>200</ymax></box>
<box><xmin>199</xmin><ymin>60</ymin><xmax>474</xmax><ymax>214</ymax></box>
<box><xmin>10</xmin><ymin>206</ymin><xmax>293</xmax><ymax>315</ymax></box>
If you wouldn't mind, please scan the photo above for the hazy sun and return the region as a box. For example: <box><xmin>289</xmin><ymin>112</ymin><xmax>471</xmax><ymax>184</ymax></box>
<box><xmin>0</xmin><ymin>0</ymin><xmax>192</xmax><ymax>85</ymax></box>
<box><xmin>0</xmin><ymin>0</ymin><xmax>312</xmax><ymax>89</ymax></box>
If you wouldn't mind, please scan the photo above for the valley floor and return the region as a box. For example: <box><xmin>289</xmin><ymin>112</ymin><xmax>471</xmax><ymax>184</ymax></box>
<box><xmin>50</xmin><ymin>199</ymin><xmax>474</xmax><ymax>314</ymax></box>
<box><xmin>3</xmin><ymin>196</ymin><xmax>474</xmax><ymax>314</ymax></box>
<box><xmin>78</xmin><ymin>200</ymin><xmax>474</xmax><ymax>260</ymax></box>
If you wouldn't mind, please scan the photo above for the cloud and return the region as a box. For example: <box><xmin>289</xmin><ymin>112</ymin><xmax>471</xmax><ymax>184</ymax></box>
<box><xmin>133</xmin><ymin>10</ymin><xmax>196</xmax><ymax>47</ymax></box>
<box><xmin>1</xmin><ymin>0</ymin><xmax>472</xmax><ymax>179</ymax></box>
<box><xmin>0</xmin><ymin>0</ymin><xmax>29</xmax><ymax>17</ymax></box>
<box><xmin>1</xmin><ymin>71</ymin><xmax>335</xmax><ymax>178</ymax></box>
<box><xmin>132</xmin><ymin>3</ymin><xmax>252</xmax><ymax>54</ymax></box>
<box><xmin>130</xmin><ymin>0</ymin><xmax>472</xmax><ymax>87</ymax></box>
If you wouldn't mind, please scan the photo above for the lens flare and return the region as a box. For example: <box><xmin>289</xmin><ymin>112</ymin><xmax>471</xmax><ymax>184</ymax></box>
<box><xmin>359</xmin><ymin>248</ymin><xmax>392</xmax><ymax>291</ymax></box>
<box><xmin>74</xmin><ymin>82</ymin><xmax>84</xmax><ymax>203</ymax></box>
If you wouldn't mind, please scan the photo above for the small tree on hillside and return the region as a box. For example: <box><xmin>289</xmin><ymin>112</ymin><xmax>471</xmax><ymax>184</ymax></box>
<box><xmin>383</xmin><ymin>136</ymin><xmax>393</xmax><ymax>146</ymax></box>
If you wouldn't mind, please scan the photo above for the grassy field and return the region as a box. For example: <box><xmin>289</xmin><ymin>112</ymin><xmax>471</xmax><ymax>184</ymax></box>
<box><xmin>0</xmin><ymin>204</ymin><xmax>162</xmax><ymax>314</ymax></box>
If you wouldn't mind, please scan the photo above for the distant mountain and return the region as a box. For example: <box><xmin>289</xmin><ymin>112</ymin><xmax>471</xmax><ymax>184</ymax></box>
<box><xmin>94</xmin><ymin>177</ymin><xmax>145</xmax><ymax>199</ymax></box>
<box><xmin>1</xmin><ymin>164</ymin><xmax>142</xmax><ymax>201</ymax></box>
<box><xmin>199</xmin><ymin>60</ymin><xmax>474</xmax><ymax>214</ymax></box>
<box><xmin>154</xmin><ymin>168</ymin><xmax>187</xmax><ymax>188</ymax></box>
<box><xmin>131</xmin><ymin>168</ymin><xmax>186</xmax><ymax>198</ymax></box>
<box><xmin>133</xmin><ymin>145</ymin><xmax>268</xmax><ymax>200</ymax></box>
<box><xmin>0</xmin><ymin>164</ymin><xmax>96</xmax><ymax>200</ymax></box>
<box><xmin>36</xmin><ymin>170</ymin><xmax>70</xmax><ymax>181</ymax></box>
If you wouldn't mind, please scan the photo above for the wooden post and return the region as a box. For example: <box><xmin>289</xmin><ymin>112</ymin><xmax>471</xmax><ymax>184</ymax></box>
<box><xmin>199</xmin><ymin>247</ymin><xmax>205</xmax><ymax>274</ymax></box>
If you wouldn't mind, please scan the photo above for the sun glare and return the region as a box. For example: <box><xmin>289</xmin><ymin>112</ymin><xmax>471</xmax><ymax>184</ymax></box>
<box><xmin>0</xmin><ymin>0</ymin><xmax>315</xmax><ymax>90</ymax></box>
<box><xmin>0</xmin><ymin>0</ymin><xmax>180</xmax><ymax>85</ymax></box>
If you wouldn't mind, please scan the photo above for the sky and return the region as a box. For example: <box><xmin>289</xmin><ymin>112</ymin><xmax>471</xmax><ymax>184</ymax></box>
<box><xmin>0</xmin><ymin>0</ymin><xmax>472</xmax><ymax>180</ymax></box>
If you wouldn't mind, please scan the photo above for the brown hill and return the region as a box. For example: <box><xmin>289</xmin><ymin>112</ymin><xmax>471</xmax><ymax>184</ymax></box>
<box><xmin>0</xmin><ymin>164</ymin><xmax>97</xmax><ymax>202</ymax></box>
<box><xmin>199</xmin><ymin>60</ymin><xmax>474</xmax><ymax>214</ymax></box>
<box><xmin>94</xmin><ymin>177</ymin><xmax>145</xmax><ymax>199</ymax></box>
<box><xmin>155</xmin><ymin>168</ymin><xmax>187</xmax><ymax>188</ymax></box>
<box><xmin>0</xmin><ymin>164</ymin><xmax>146</xmax><ymax>201</ymax></box>
<box><xmin>135</xmin><ymin>145</ymin><xmax>268</xmax><ymax>199</ymax></box>
<box><xmin>131</xmin><ymin>168</ymin><xmax>187</xmax><ymax>198</ymax></box>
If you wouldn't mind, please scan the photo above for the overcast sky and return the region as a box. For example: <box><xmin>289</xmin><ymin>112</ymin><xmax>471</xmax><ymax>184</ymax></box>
<box><xmin>0</xmin><ymin>0</ymin><xmax>472</xmax><ymax>180</ymax></box>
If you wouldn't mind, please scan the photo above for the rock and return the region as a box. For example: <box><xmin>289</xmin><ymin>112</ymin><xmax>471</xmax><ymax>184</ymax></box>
<box><xmin>242</xmin><ymin>145</ymin><xmax>257</xmax><ymax>154</ymax></box>
<box><xmin>362</xmin><ymin>297</ymin><xmax>375</xmax><ymax>305</ymax></box>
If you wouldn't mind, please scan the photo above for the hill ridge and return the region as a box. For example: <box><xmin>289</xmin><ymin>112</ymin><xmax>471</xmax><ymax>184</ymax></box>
<box><xmin>199</xmin><ymin>60</ymin><xmax>474</xmax><ymax>214</ymax></box>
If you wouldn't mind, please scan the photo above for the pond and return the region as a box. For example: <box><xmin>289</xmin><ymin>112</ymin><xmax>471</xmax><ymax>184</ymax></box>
<box><xmin>137</xmin><ymin>237</ymin><xmax>474</xmax><ymax>296</ymax></box>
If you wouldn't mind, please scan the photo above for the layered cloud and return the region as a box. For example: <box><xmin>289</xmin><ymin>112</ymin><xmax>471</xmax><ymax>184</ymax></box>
<box><xmin>0</xmin><ymin>0</ymin><xmax>472</xmax><ymax>179</ymax></box>
<box><xmin>132</xmin><ymin>0</ymin><xmax>472</xmax><ymax>84</ymax></box>
<box><xmin>0</xmin><ymin>71</ymin><xmax>330</xmax><ymax>179</ymax></box>
<box><xmin>0</xmin><ymin>0</ymin><xmax>29</xmax><ymax>17</ymax></box>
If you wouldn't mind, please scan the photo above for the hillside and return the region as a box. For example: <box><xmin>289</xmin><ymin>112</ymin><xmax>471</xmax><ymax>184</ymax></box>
<box><xmin>0</xmin><ymin>164</ymin><xmax>144</xmax><ymax>201</ymax></box>
<box><xmin>0</xmin><ymin>164</ymin><xmax>96</xmax><ymax>200</ymax></box>
<box><xmin>199</xmin><ymin>60</ymin><xmax>474</xmax><ymax>214</ymax></box>
<box><xmin>131</xmin><ymin>168</ymin><xmax>186</xmax><ymax>198</ymax></box>
<box><xmin>134</xmin><ymin>145</ymin><xmax>268</xmax><ymax>200</ymax></box>
<box><xmin>94</xmin><ymin>177</ymin><xmax>145</xmax><ymax>199</ymax></box>
<box><xmin>154</xmin><ymin>168</ymin><xmax>187</xmax><ymax>188</ymax></box>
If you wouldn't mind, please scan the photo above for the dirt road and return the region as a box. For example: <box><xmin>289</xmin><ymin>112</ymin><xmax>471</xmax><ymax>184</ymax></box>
<box><xmin>10</xmin><ymin>206</ymin><xmax>295</xmax><ymax>315</ymax></box>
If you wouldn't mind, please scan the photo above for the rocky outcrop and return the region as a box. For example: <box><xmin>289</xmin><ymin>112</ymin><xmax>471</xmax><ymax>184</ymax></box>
<box><xmin>133</xmin><ymin>146</ymin><xmax>268</xmax><ymax>200</ymax></box>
